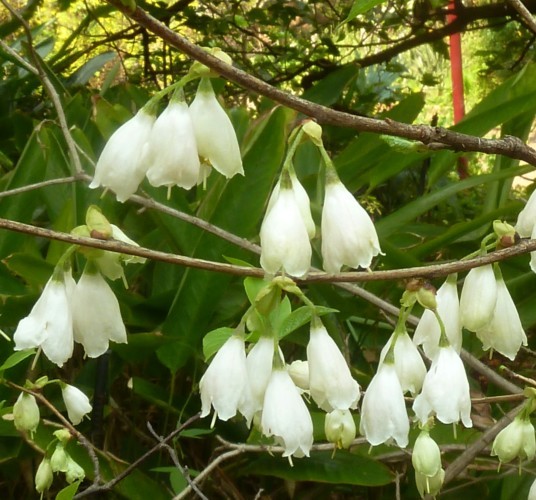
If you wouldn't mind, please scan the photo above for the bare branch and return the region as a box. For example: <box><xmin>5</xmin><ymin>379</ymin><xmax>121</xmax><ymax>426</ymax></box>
<box><xmin>104</xmin><ymin>0</ymin><xmax>536</xmax><ymax>166</ymax></box>
<box><xmin>508</xmin><ymin>0</ymin><xmax>536</xmax><ymax>33</ymax></box>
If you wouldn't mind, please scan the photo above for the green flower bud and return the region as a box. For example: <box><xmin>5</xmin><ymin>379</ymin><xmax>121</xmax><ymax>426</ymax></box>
<box><xmin>415</xmin><ymin>468</ymin><xmax>444</xmax><ymax>498</ymax></box>
<box><xmin>65</xmin><ymin>457</ymin><xmax>85</xmax><ymax>484</ymax></box>
<box><xmin>35</xmin><ymin>458</ymin><xmax>53</xmax><ymax>494</ymax></box>
<box><xmin>53</xmin><ymin>428</ymin><xmax>72</xmax><ymax>445</ymax></box>
<box><xmin>302</xmin><ymin>120</ymin><xmax>323</xmax><ymax>146</ymax></box>
<box><xmin>412</xmin><ymin>430</ymin><xmax>442</xmax><ymax>478</ymax></box>
<box><xmin>324</xmin><ymin>409</ymin><xmax>356</xmax><ymax>449</ymax></box>
<box><xmin>13</xmin><ymin>393</ymin><xmax>40</xmax><ymax>436</ymax></box>
<box><xmin>86</xmin><ymin>205</ymin><xmax>113</xmax><ymax>240</ymax></box>
<box><xmin>50</xmin><ymin>444</ymin><xmax>69</xmax><ymax>473</ymax></box>
<box><xmin>491</xmin><ymin>415</ymin><xmax>536</xmax><ymax>464</ymax></box>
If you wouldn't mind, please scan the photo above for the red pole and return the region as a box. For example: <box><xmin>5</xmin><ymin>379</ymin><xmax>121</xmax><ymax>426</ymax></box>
<box><xmin>447</xmin><ymin>0</ymin><xmax>469</xmax><ymax>177</ymax></box>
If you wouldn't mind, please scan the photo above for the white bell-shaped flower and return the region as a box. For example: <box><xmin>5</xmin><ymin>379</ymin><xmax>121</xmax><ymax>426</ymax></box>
<box><xmin>379</xmin><ymin>330</ymin><xmax>426</xmax><ymax>396</ymax></box>
<box><xmin>459</xmin><ymin>264</ymin><xmax>498</xmax><ymax>332</ymax></box>
<box><xmin>491</xmin><ymin>415</ymin><xmax>536</xmax><ymax>464</ymax></box>
<box><xmin>260</xmin><ymin>172</ymin><xmax>312</xmax><ymax>278</ymax></box>
<box><xmin>475</xmin><ymin>277</ymin><xmax>527</xmax><ymax>360</ymax></box>
<box><xmin>529</xmin><ymin>477</ymin><xmax>536</xmax><ymax>500</ymax></box>
<box><xmin>516</xmin><ymin>188</ymin><xmax>536</xmax><ymax>237</ymax></box>
<box><xmin>415</xmin><ymin>468</ymin><xmax>445</xmax><ymax>499</ymax></box>
<box><xmin>261</xmin><ymin>367</ymin><xmax>313</xmax><ymax>460</ymax></box>
<box><xmin>287</xmin><ymin>360</ymin><xmax>310</xmax><ymax>390</ymax></box>
<box><xmin>90</xmin><ymin>108</ymin><xmax>155</xmax><ymax>202</ymax></box>
<box><xmin>145</xmin><ymin>99</ymin><xmax>201</xmax><ymax>190</ymax></box>
<box><xmin>266</xmin><ymin>170</ymin><xmax>315</xmax><ymax>239</ymax></box>
<box><xmin>413</xmin><ymin>278</ymin><xmax>462</xmax><ymax>360</ymax></box>
<box><xmin>72</xmin><ymin>266</ymin><xmax>127</xmax><ymax>358</ymax></box>
<box><xmin>189</xmin><ymin>78</ymin><xmax>243</xmax><ymax>178</ymax></box>
<box><xmin>307</xmin><ymin>320</ymin><xmax>360</xmax><ymax>411</ymax></box>
<box><xmin>199</xmin><ymin>334</ymin><xmax>249</xmax><ymax>422</ymax></box>
<box><xmin>321</xmin><ymin>178</ymin><xmax>382</xmax><ymax>274</ymax></box>
<box><xmin>359</xmin><ymin>362</ymin><xmax>409</xmax><ymax>448</ymax></box>
<box><xmin>241</xmin><ymin>336</ymin><xmax>274</xmax><ymax>424</ymax></box>
<box><xmin>61</xmin><ymin>384</ymin><xmax>92</xmax><ymax>425</ymax></box>
<box><xmin>413</xmin><ymin>345</ymin><xmax>472</xmax><ymax>428</ymax></box>
<box><xmin>14</xmin><ymin>270</ymin><xmax>75</xmax><ymax>367</ymax></box>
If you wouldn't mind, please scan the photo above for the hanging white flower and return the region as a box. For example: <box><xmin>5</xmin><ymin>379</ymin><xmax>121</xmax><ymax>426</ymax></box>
<box><xmin>287</xmin><ymin>360</ymin><xmax>310</xmax><ymax>391</ymax></box>
<box><xmin>491</xmin><ymin>415</ymin><xmax>536</xmax><ymax>464</ymax></box>
<box><xmin>413</xmin><ymin>277</ymin><xmax>462</xmax><ymax>360</ymax></box>
<box><xmin>321</xmin><ymin>179</ymin><xmax>382</xmax><ymax>274</ymax></box>
<box><xmin>516</xmin><ymin>188</ymin><xmax>536</xmax><ymax>237</ymax></box>
<box><xmin>475</xmin><ymin>277</ymin><xmax>527</xmax><ymax>360</ymax></box>
<box><xmin>14</xmin><ymin>270</ymin><xmax>76</xmax><ymax>367</ymax></box>
<box><xmin>241</xmin><ymin>336</ymin><xmax>274</xmax><ymax>424</ymax></box>
<box><xmin>90</xmin><ymin>108</ymin><xmax>155</xmax><ymax>202</ymax></box>
<box><xmin>379</xmin><ymin>330</ymin><xmax>426</xmax><ymax>396</ymax></box>
<box><xmin>61</xmin><ymin>384</ymin><xmax>92</xmax><ymax>425</ymax></box>
<box><xmin>459</xmin><ymin>264</ymin><xmax>498</xmax><ymax>332</ymax></box>
<box><xmin>261</xmin><ymin>367</ymin><xmax>313</xmax><ymax>460</ymax></box>
<box><xmin>72</xmin><ymin>266</ymin><xmax>127</xmax><ymax>358</ymax></box>
<box><xmin>359</xmin><ymin>362</ymin><xmax>409</xmax><ymax>448</ymax></box>
<box><xmin>189</xmin><ymin>78</ymin><xmax>243</xmax><ymax>178</ymax></box>
<box><xmin>413</xmin><ymin>345</ymin><xmax>472</xmax><ymax>428</ymax></box>
<box><xmin>199</xmin><ymin>334</ymin><xmax>249</xmax><ymax>422</ymax></box>
<box><xmin>307</xmin><ymin>320</ymin><xmax>360</xmax><ymax>411</ymax></box>
<box><xmin>266</xmin><ymin>170</ymin><xmax>315</xmax><ymax>239</ymax></box>
<box><xmin>415</xmin><ymin>468</ymin><xmax>445</xmax><ymax>499</ymax></box>
<box><xmin>145</xmin><ymin>99</ymin><xmax>201</xmax><ymax>190</ymax></box>
<box><xmin>260</xmin><ymin>174</ymin><xmax>312</xmax><ymax>278</ymax></box>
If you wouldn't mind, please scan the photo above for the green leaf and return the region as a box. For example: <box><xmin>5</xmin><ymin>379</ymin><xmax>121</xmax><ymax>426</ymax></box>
<box><xmin>279</xmin><ymin>305</ymin><xmax>338</xmax><ymax>339</ymax></box>
<box><xmin>242</xmin><ymin>450</ymin><xmax>393</xmax><ymax>486</ymax></box>
<box><xmin>202</xmin><ymin>327</ymin><xmax>234</xmax><ymax>361</ymax></box>
<box><xmin>343</xmin><ymin>0</ymin><xmax>387</xmax><ymax>23</ymax></box>
<box><xmin>0</xmin><ymin>350</ymin><xmax>35</xmax><ymax>372</ymax></box>
<box><xmin>67</xmin><ymin>52</ymin><xmax>117</xmax><ymax>87</ymax></box>
<box><xmin>3</xmin><ymin>253</ymin><xmax>54</xmax><ymax>287</ymax></box>
<box><xmin>55</xmin><ymin>480</ymin><xmax>80</xmax><ymax>500</ymax></box>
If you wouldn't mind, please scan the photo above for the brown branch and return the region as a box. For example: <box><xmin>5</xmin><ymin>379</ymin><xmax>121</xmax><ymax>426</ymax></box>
<box><xmin>508</xmin><ymin>0</ymin><xmax>536</xmax><ymax>33</ymax></box>
<box><xmin>1</xmin><ymin>217</ymin><xmax>536</xmax><ymax>282</ymax></box>
<box><xmin>104</xmin><ymin>0</ymin><xmax>536</xmax><ymax>166</ymax></box>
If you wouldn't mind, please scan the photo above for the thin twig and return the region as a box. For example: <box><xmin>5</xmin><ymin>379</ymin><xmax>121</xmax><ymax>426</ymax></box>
<box><xmin>74</xmin><ymin>413</ymin><xmax>201</xmax><ymax>498</ymax></box>
<box><xmin>0</xmin><ymin>176</ymin><xmax>82</xmax><ymax>199</ymax></box>
<box><xmin>0</xmin><ymin>39</ymin><xmax>38</xmax><ymax>74</ymax></box>
<box><xmin>508</xmin><ymin>0</ymin><xmax>536</xmax><ymax>33</ymax></box>
<box><xmin>1</xmin><ymin>0</ymin><xmax>84</xmax><ymax>175</ymax></box>
<box><xmin>146</xmin><ymin>422</ymin><xmax>209</xmax><ymax>500</ymax></box>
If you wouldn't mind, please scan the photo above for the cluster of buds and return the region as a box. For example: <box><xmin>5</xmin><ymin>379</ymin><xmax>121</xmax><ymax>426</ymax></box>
<box><xmin>260</xmin><ymin>121</ymin><xmax>382</xmax><ymax>278</ymax></box>
<box><xmin>90</xmin><ymin>50</ymin><xmax>242</xmax><ymax>202</ymax></box>
<box><xmin>13</xmin><ymin>207</ymin><xmax>143</xmax><ymax>366</ymax></box>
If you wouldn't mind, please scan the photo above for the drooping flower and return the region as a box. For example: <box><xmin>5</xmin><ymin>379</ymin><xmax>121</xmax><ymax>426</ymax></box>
<box><xmin>287</xmin><ymin>360</ymin><xmax>309</xmax><ymax>391</ymax></box>
<box><xmin>412</xmin><ymin>429</ymin><xmax>442</xmax><ymax>479</ymax></box>
<box><xmin>199</xmin><ymin>334</ymin><xmax>249</xmax><ymax>422</ymax></box>
<box><xmin>266</xmin><ymin>169</ymin><xmax>315</xmax><ymax>239</ymax></box>
<box><xmin>90</xmin><ymin>108</ymin><xmax>155</xmax><ymax>202</ymax></box>
<box><xmin>413</xmin><ymin>345</ymin><xmax>472</xmax><ymax>428</ymax></box>
<box><xmin>379</xmin><ymin>329</ymin><xmax>426</xmax><ymax>396</ymax></box>
<box><xmin>61</xmin><ymin>384</ymin><xmax>92</xmax><ymax>425</ymax></box>
<box><xmin>475</xmin><ymin>277</ymin><xmax>527</xmax><ymax>360</ymax></box>
<box><xmin>359</xmin><ymin>362</ymin><xmax>409</xmax><ymax>448</ymax></box>
<box><xmin>413</xmin><ymin>277</ymin><xmax>462</xmax><ymax>360</ymax></box>
<box><xmin>13</xmin><ymin>392</ymin><xmax>40</xmax><ymax>435</ymax></box>
<box><xmin>189</xmin><ymin>78</ymin><xmax>243</xmax><ymax>178</ymax></box>
<box><xmin>261</xmin><ymin>367</ymin><xmax>313</xmax><ymax>460</ymax></box>
<box><xmin>321</xmin><ymin>178</ymin><xmax>382</xmax><ymax>274</ymax></box>
<box><xmin>242</xmin><ymin>336</ymin><xmax>274</xmax><ymax>424</ymax></box>
<box><xmin>516</xmin><ymin>188</ymin><xmax>536</xmax><ymax>238</ymax></box>
<box><xmin>72</xmin><ymin>265</ymin><xmax>127</xmax><ymax>358</ymax></box>
<box><xmin>491</xmin><ymin>415</ymin><xmax>536</xmax><ymax>464</ymax></box>
<box><xmin>325</xmin><ymin>409</ymin><xmax>356</xmax><ymax>449</ymax></box>
<box><xmin>145</xmin><ymin>99</ymin><xmax>201</xmax><ymax>190</ymax></box>
<box><xmin>35</xmin><ymin>458</ymin><xmax>53</xmax><ymax>494</ymax></box>
<box><xmin>459</xmin><ymin>264</ymin><xmax>498</xmax><ymax>332</ymax></box>
<box><xmin>14</xmin><ymin>270</ymin><xmax>75</xmax><ymax>367</ymax></box>
<box><xmin>260</xmin><ymin>172</ymin><xmax>312</xmax><ymax>278</ymax></box>
<box><xmin>50</xmin><ymin>443</ymin><xmax>70</xmax><ymax>473</ymax></box>
<box><xmin>307</xmin><ymin>320</ymin><xmax>360</xmax><ymax>412</ymax></box>
<box><xmin>65</xmin><ymin>457</ymin><xmax>85</xmax><ymax>484</ymax></box>
<box><xmin>415</xmin><ymin>468</ymin><xmax>445</xmax><ymax>499</ymax></box>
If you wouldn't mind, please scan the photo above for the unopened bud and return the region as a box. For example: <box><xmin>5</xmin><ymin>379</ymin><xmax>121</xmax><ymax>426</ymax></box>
<box><xmin>288</xmin><ymin>360</ymin><xmax>309</xmax><ymax>390</ymax></box>
<box><xmin>13</xmin><ymin>393</ymin><xmax>40</xmax><ymax>436</ymax></box>
<box><xmin>35</xmin><ymin>458</ymin><xmax>53</xmax><ymax>494</ymax></box>
<box><xmin>86</xmin><ymin>205</ymin><xmax>113</xmax><ymax>240</ymax></box>
<box><xmin>416</xmin><ymin>282</ymin><xmax>437</xmax><ymax>310</ymax></box>
<box><xmin>325</xmin><ymin>409</ymin><xmax>356</xmax><ymax>449</ymax></box>
<box><xmin>302</xmin><ymin>120</ymin><xmax>323</xmax><ymax>146</ymax></box>
<box><xmin>65</xmin><ymin>457</ymin><xmax>85</xmax><ymax>483</ymax></box>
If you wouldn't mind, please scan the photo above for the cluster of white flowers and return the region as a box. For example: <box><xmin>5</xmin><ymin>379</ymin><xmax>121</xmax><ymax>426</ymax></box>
<box><xmin>90</xmin><ymin>78</ymin><xmax>243</xmax><ymax>202</ymax></box>
<box><xmin>199</xmin><ymin>319</ymin><xmax>360</xmax><ymax>460</ymax></box>
<box><xmin>260</xmin><ymin>169</ymin><xmax>382</xmax><ymax>278</ymax></box>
